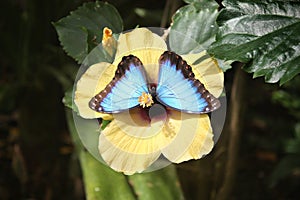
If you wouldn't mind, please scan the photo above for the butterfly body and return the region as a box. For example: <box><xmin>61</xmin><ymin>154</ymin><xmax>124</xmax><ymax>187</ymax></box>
<box><xmin>89</xmin><ymin>51</ymin><xmax>220</xmax><ymax>114</ymax></box>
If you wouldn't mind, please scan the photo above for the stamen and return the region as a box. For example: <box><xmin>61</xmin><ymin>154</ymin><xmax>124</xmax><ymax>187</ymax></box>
<box><xmin>138</xmin><ymin>92</ymin><xmax>154</xmax><ymax>108</ymax></box>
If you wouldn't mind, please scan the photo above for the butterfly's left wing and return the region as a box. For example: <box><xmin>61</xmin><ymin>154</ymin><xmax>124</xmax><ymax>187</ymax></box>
<box><xmin>156</xmin><ymin>51</ymin><xmax>220</xmax><ymax>114</ymax></box>
<box><xmin>89</xmin><ymin>55</ymin><xmax>149</xmax><ymax>113</ymax></box>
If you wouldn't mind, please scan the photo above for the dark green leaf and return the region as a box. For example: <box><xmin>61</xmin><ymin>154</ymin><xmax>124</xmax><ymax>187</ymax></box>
<box><xmin>208</xmin><ymin>0</ymin><xmax>300</xmax><ymax>85</ymax></box>
<box><xmin>183</xmin><ymin>0</ymin><xmax>197</xmax><ymax>4</ymax></box>
<box><xmin>53</xmin><ymin>1</ymin><xmax>123</xmax><ymax>63</ymax></box>
<box><xmin>72</xmin><ymin>113</ymin><xmax>103</xmax><ymax>161</ymax></box>
<box><xmin>169</xmin><ymin>1</ymin><xmax>219</xmax><ymax>54</ymax></box>
<box><xmin>216</xmin><ymin>58</ymin><xmax>233</xmax><ymax>72</ymax></box>
<box><xmin>183</xmin><ymin>0</ymin><xmax>217</xmax><ymax>6</ymax></box>
<box><xmin>82</xmin><ymin>38</ymin><xmax>118</xmax><ymax>66</ymax></box>
<box><xmin>79</xmin><ymin>151</ymin><xmax>136</xmax><ymax>200</ymax></box>
<box><xmin>285</xmin><ymin>123</ymin><xmax>300</xmax><ymax>154</ymax></box>
<box><xmin>272</xmin><ymin>76</ymin><xmax>300</xmax><ymax>118</ymax></box>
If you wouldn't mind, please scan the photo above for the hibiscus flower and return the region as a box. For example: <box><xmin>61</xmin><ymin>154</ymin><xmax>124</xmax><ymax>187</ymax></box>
<box><xmin>74</xmin><ymin>28</ymin><xmax>224</xmax><ymax>175</ymax></box>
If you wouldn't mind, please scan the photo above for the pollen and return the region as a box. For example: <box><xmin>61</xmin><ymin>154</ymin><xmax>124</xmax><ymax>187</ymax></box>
<box><xmin>138</xmin><ymin>92</ymin><xmax>154</xmax><ymax>108</ymax></box>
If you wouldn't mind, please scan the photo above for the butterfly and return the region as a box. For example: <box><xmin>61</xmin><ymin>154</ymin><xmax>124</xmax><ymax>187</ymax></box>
<box><xmin>89</xmin><ymin>51</ymin><xmax>220</xmax><ymax>114</ymax></box>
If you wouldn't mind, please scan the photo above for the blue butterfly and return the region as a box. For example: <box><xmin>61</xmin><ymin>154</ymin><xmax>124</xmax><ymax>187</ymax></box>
<box><xmin>89</xmin><ymin>51</ymin><xmax>220</xmax><ymax>114</ymax></box>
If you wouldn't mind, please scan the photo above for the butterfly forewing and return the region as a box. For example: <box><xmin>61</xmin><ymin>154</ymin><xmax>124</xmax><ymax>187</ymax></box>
<box><xmin>89</xmin><ymin>55</ymin><xmax>149</xmax><ymax>113</ymax></box>
<box><xmin>156</xmin><ymin>51</ymin><xmax>220</xmax><ymax>114</ymax></box>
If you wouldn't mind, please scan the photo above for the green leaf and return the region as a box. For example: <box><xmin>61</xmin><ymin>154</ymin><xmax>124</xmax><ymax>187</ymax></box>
<box><xmin>81</xmin><ymin>35</ymin><xmax>118</xmax><ymax>66</ymax></box>
<box><xmin>285</xmin><ymin>123</ymin><xmax>300</xmax><ymax>154</ymax></box>
<box><xmin>101</xmin><ymin>119</ymin><xmax>111</xmax><ymax>130</ymax></box>
<box><xmin>62</xmin><ymin>88</ymin><xmax>77</xmax><ymax>112</ymax></box>
<box><xmin>169</xmin><ymin>1</ymin><xmax>219</xmax><ymax>54</ymax></box>
<box><xmin>80</xmin><ymin>151</ymin><xmax>136</xmax><ymax>200</ymax></box>
<box><xmin>208</xmin><ymin>0</ymin><xmax>300</xmax><ymax>85</ymax></box>
<box><xmin>183</xmin><ymin>0</ymin><xmax>216</xmax><ymax>5</ymax></box>
<box><xmin>72</xmin><ymin>111</ymin><xmax>103</xmax><ymax>161</ymax></box>
<box><xmin>129</xmin><ymin>165</ymin><xmax>184</xmax><ymax>200</ymax></box>
<box><xmin>216</xmin><ymin>58</ymin><xmax>234</xmax><ymax>72</ymax></box>
<box><xmin>53</xmin><ymin>1</ymin><xmax>123</xmax><ymax>63</ymax></box>
<box><xmin>183</xmin><ymin>0</ymin><xmax>196</xmax><ymax>4</ymax></box>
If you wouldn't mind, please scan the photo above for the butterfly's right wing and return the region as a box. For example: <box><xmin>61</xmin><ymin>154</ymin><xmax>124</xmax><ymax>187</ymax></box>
<box><xmin>156</xmin><ymin>51</ymin><xmax>220</xmax><ymax>114</ymax></box>
<box><xmin>89</xmin><ymin>55</ymin><xmax>149</xmax><ymax>113</ymax></box>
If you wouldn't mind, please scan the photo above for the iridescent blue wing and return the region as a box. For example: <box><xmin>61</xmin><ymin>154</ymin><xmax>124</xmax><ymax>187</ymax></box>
<box><xmin>156</xmin><ymin>51</ymin><xmax>220</xmax><ymax>114</ymax></box>
<box><xmin>89</xmin><ymin>55</ymin><xmax>149</xmax><ymax>113</ymax></box>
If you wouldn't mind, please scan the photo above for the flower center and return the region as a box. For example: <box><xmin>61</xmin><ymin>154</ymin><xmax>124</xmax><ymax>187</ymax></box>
<box><xmin>138</xmin><ymin>92</ymin><xmax>154</xmax><ymax>108</ymax></box>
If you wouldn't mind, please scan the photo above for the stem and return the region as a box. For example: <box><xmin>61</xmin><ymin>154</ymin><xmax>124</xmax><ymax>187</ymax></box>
<box><xmin>19</xmin><ymin>1</ymin><xmax>32</xmax><ymax>83</ymax></box>
<box><xmin>216</xmin><ymin>66</ymin><xmax>245</xmax><ymax>200</ymax></box>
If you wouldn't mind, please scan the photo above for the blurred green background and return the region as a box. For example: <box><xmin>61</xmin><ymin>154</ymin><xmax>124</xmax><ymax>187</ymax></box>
<box><xmin>1</xmin><ymin>0</ymin><xmax>300</xmax><ymax>199</ymax></box>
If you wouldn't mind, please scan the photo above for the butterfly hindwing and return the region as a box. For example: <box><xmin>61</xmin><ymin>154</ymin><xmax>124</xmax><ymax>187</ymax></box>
<box><xmin>89</xmin><ymin>55</ymin><xmax>149</xmax><ymax>113</ymax></box>
<box><xmin>156</xmin><ymin>51</ymin><xmax>220</xmax><ymax>114</ymax></box>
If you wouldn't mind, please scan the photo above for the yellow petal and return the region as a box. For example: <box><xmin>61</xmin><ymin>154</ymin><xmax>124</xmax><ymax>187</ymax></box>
<box><xmin>100</xmin><ymin>107</ymin><xmax>173</xmax><ymax>154</ymax></box>
<box><xmin>113</xmin><ymin>28</ymin><xmax>167</xmax><ymax>83</ymax></box>
<box><xmin>115</xmin><ymin>28</ymin><xmax>167</xmax><ymax>59</ymax></box>
<box><xmin>171</xmin><ymin>115</ymin><xmax>214</xmax><ymax>163</ymax></box>
<box><xmin>182</xmin><ymin>51</ymin><xmax>224</xmax><ymax>97</ymax></box>
<box><xmin>99</xmin><ymin>106</ymin><xmax>173</xmax><ymax>174</ymax></box>
<box><xmin>99</xmin><ymin>106</ymin><xmax>206</xmax><ymax>173</ymax></box>
<box><xmin>161</xmin><ymin>112</ymin><xmax>214</xmax><ymax>163</ymax></box>
<box><xmin>74</xmin><ymin>62</ymin><xmax>115</xmax><ymax>119</ymax></box>
<box><xmin>99</xmin><ymin>133</ymin><xmax>161</xmax><ymax>175</ymax></box>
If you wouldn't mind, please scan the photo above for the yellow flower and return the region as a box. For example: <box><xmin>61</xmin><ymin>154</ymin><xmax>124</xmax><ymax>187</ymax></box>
<box><xmin>74</xmin><ymin>28</ymin><xmax>224</xmax><ymax>175</ymax></box>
